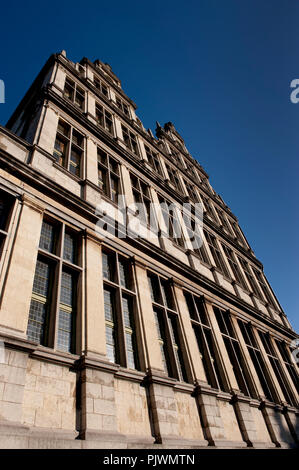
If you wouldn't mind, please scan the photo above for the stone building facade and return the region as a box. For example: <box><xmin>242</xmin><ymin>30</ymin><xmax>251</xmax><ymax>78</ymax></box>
<box><xmin>0</xmin><ymin>51</ymin><xmax>298</xmax><ymax>449</ymax></box>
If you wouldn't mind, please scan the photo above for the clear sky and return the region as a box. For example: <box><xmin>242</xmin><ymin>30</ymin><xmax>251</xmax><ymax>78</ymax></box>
<box><xmin>0</xmin><ymin>0</ymin><xmax>298</xmax><ymax>331</ymax></box>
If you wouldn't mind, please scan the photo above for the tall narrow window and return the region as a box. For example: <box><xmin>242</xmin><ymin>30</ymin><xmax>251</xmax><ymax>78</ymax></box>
<box><xmin>165</xmin><ymin>163</ymin><xmax>182</xmax><ymax>192</ymax></box>
<box><xmin>102</xmin><ymin>249</ymin><xmax>139</xmax><ymax>370</ymax></box>
<box><xmin>216</xmin><ymin>209</ymin><xmax>234</xmax><ymax>237</ymax></box>
<box><xmin>187</xmin><ymin>219</ymin><xmax>210</xmax><ymax>264</ymax></box>
<box><xmin>185</xmin><ymin>159</ymin><xmax>200</xmax><ymax>183</ymax></box>
<box><xmin>27</xmin><ymin>219</ymin><xmax>81</xmax><ymax>353</ymax></box>
<box><xmin>94</xmin><ymin>77</ymin><xmax>109</xmax><ymax>97</ymax></box>
<box><xmin>97</xmin><ymin>148</ymin><xmax>120</xmax><ymax>203</ymax></box>
<box><xmin>259</xmin><ymin>331</ymin><xmax>298</xmax><ymax>407</ymax></box>
<box><xmin>159</xmin><ymin>196</ymin><xmax>185</xmax><ymax>248</ymax></box>
<box><xmin>116</xmin><ymin>97</ymin><xmax>130</xmax><ymax>116</ymax></box>
<box><xmin>253</xmin><ymin>268</ymin><xmax>276</xmax><ymax>309</ymax></box>
<box><xmin>238</xmin><ymin>320</ymin><xmax>277</xmax><ymax>402</ymax></box>
<box><xmin>214</xmin><ymin>307</ymin><xmax>256</xmax><ymax>397</ymax></box>
<box><xmin>204</xmin><ymin>230</ymin><xmax>230</xmax><ymax>278</ymax></box>
<box><xmin>185</xmin><ymin>293</ymin><xmax>226</xmax><ymax>390</ymax></box>
<box><xmin>237</xmin><ymin>257</ymin><xmax>261</xmax><ymax>297</ymax></box>
<box><xmin>184</xmin><ymin>180</ymin><xmax>199</xmax><ymax>203</ymax></box>
<box><xmin>95</xmin><ymin>103</ymin><xmax>114</xmax><ymax>135</ymax></box>
<box><xmin>130</xmin><ymin>173</ymin><xmax>152</xmax><ymax>225</ymax></box>
<box><xmin>222</xmin><ymin>244</ymin><xmax>247</xmax><ymax>288</ymax></box>
<box><xmin>232</xmin><ymin>222</ymin><xmax>247</xmax><ymax>247</ymax></box>
<box><xmin>201</xmin><ymin>195</ymin><xmax>217</xmax><ymax>222</ymax></box>
<box><xmin>121</xmin><ymin>125</ymin><xmax>139</xmax><ymax>156</ymax></box>
<box><xmin>148</xmin><ymin>273</ymin><xmax>189</xmax><ymax>382</ymax></box>
<box><xmin>53</xmin><ymin>119</ymin><xmax>84</xmax><ymax>177</ymax></box>
<box><xmin>144</xmin><ymin>145</ymin><xmax>162</xmax><ymax>174</ymax></box>
<box><xmin>63</xmin><ymin>77</ymin><xmax>85</xmax><ymax>110</ymax></box>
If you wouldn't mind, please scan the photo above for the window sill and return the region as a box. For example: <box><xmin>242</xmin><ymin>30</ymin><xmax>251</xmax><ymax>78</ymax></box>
<box><xmin>32</xmin><ymin>345</ymin><xmax>80</xmax><ymax>366</ymax></box>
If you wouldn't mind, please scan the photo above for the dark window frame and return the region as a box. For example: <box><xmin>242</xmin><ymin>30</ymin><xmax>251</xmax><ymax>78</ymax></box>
<box><xmin>148</xmin><ymin>272</ymin><xmax>190</xmax><ymax>382</ymax></box>
<box><xmin>63</xmin><ymin>77</ymin><xmax>85</xmax><ymax>110</ymax></box>
<box><xmin>213</xmin><ymin>307</ymin><xmax>257</xmax><ymax>397</ymax></box>
<box><xmin>102</xmin><ymin>249</ymin><xmax>140</xmax><ymax>370</ymax></box>
<box><xmin>53</xmin><ymin>119</ymin><xmax>85</xmax><ymax>178</ymax></box>
<box><xmin>185</xmin><ymin>292</ymin><xmax>227</xmax><ymax>390</ymax></box>
<box><xmin>97</xmin><ymin>148</ymin><xmax>121</xmax><ymax>203</ymax></box>
<box><xmin>27</xmin><ymin>218</ymin><xmax>82</xmax><ymax>354</ymax></box>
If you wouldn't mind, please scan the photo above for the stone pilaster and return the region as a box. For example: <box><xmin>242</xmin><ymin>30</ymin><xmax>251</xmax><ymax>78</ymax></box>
<box><xmin>0</xmin><ymin>346</ymin><xmax>30</xmax><ymax>426</ymax></box>
<box><xmin>83</xmin><ymin>232</ymin><xmax>106</xmax><ymax>360</ymax></box>
<box><xmin>0</xmin><ymin>195</ymin><xmax>44</xmax><ymax>337</ymax></box>
<box><xmin>145</xmin><ymin>373</ymin><xmax>207</xmax><ymax>447</ymax></box>
<box><xmin>78</xmin><ymin>357</ymin><xmax>126</xmax><ymax>446</ymax></box>
<box><xmin>195</xmin><ymin>387</ymin><xmax>227</xmax><ymax>446</ymax></box>
<box><xmin>260</xmin><ymin>402</ymin><xmax>297</xmax><ymax>448</ymax></box>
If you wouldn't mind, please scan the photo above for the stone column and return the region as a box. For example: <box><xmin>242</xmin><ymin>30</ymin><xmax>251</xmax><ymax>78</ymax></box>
<box><xmin>83</xmin><ymin>231</ymin><xmax>106</xmax><ymax>360</ymax></box>
<box><xmin>114</xmin><ymin>118</ymin><xmax>126</xmax><ymax>149</ymax></box>
<box><xmin>35</xmin><ymin>105</ymin><xmax>59</xmax><ymax>153</ymax></box>
<box><xmin>85</xmin><ymin>138</ymin><xmax>98</xmax><ymax>186</ymax></box>
<box><xmin>52</xmin><ymin>64</ymin><xmax>66</xmax><ymax>91</ymax></box>
<box><xmin>137</xmin><ymin>138</ymin><xmax>147</xmax><ymax>161</ymax></box>
<box><xmin>86</xmin><ymin>93</ymin><xmax>96</xmax><ymax>125</ymax></box>
<box><xmin>0</xmin><ymin>195</ymin><xmax>44</xmax><ymax>337</ymax></box>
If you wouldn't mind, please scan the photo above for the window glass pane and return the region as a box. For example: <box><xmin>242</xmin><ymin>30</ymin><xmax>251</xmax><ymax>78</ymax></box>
<box><xmin>104</xmin><ymin>289</ymin><xmax>115</xmax><ymax>322</ymax></box>
<box><xmin>27</xmin><ymin>299</ymin><xmax>47</xmax><ymax>343</ymax></box>
<box><xmin>148</xmin><ymin>275</ymin><xmax>160</xmax><ymax>304</ymax></box>
<box><xmin>70</xmin><ymin>147</ymin><xmax>81</xmax><ymax>176</ymax></box>
<box><xmin>194</xmin><ymin>297</ymin><xmax>208</xmax><ymax>325</ymax></box>
<box><xmin>106</xmin><ymin>326</ymin><xmax>116</xmax><ymax>363</ymax></box>
<box><xmin>184</xmin><ymin>292</ymin><xmax>197</xmax><ymax>321</ymax></box>
<box><xmin>33</xmin><ymin>260</ymin><xmax>51</xmax><ymax>296</ymax></box>
<box><xmin>57</xmin><ymin>309</ymin><xmax>72</xmax><ymax>352</ymax></box>
<box><xmin>119</xmin><ymin>258</ymin><xmax>130</xmax><ymax>289</ymax></box>
<box><xmin>72</xmin><ymin>130</ymin><xmax>84</xmax><ymax>148</ymax></box>
<box><xmin>160</xmin><ymin>281</ymin><xmax>174</xmax><ymax>310</ymax></box>
<box><xmin>102</xmin><ymin>252</ymin><xmax>115</xmax><ymax>282</ymax></box>
<box><xmin>63</xmin><ymin>232</ymin><xmax>76</xmax><ymax>264</ymax></box>
<box><xmin>39</xmin><ymin>221</ymin><xmax>56</xmax><ymax>253</ymax></box>
<box><xmin>168</xmin><ymin>313</ymin><xmax>187</xmax><ymax>382</ymax></box>
<box><xmin>110</xmin><ymin>176</ymin><xmax>119</xmax><ymax>202</ymax></box>
<box><xmin>54</xmin><ymin>135</ymin><xmax>67</xmax><ymax>165</ymax></box>
<box><xmin>214</xmin><ymin>307</ymin><xmax>227</xmax><ymax>335</ymax></box>
<box><xmin>122</xmin><ymin>296</ymin><xmax>133</xmax><ymax>329</ymax></box>
<box><xmin>60</xmin><ymin>271</ymin><xmax>73</xmax><ymax>306</ymax></box>
<box><xmin>58</xmin><ymin>120</ymin><xmax>70</xmax><ymax>137</ymax></box>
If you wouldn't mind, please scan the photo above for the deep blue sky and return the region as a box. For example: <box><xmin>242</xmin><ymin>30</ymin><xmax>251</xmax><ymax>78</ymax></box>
<box><xmin>0</xmin><ymin>1</ymin><xmax>298</xmax><ymax>331</ymax></box>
